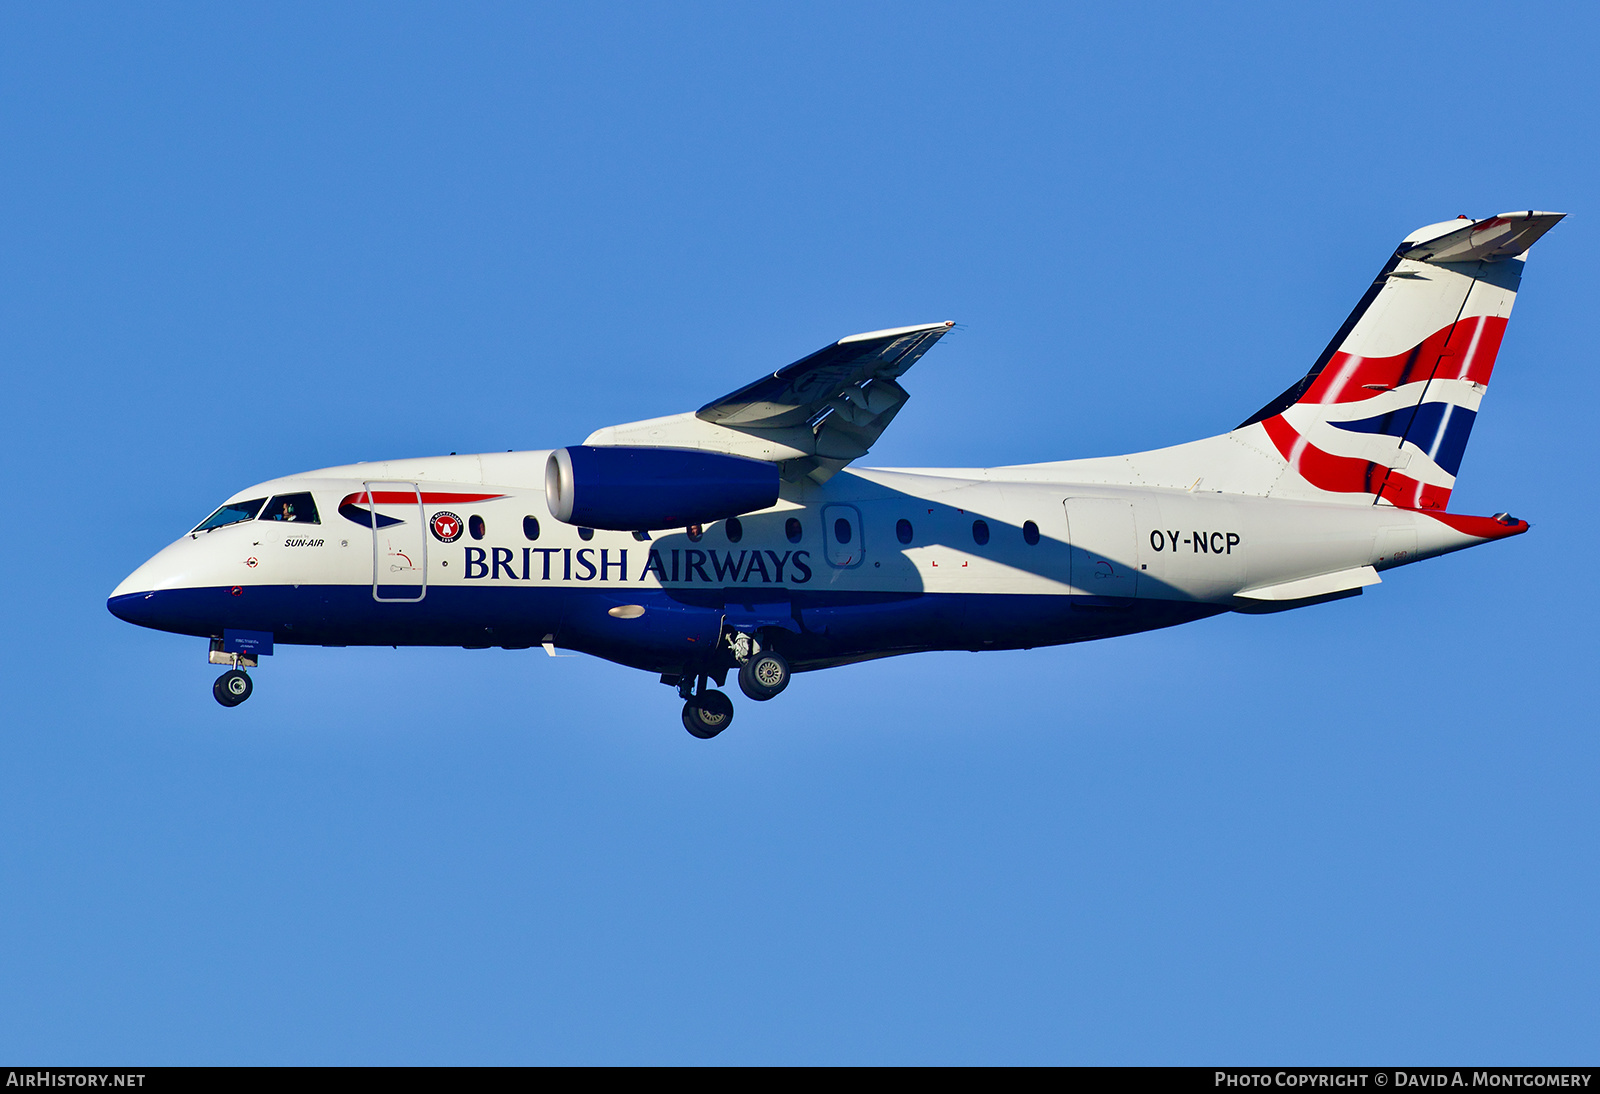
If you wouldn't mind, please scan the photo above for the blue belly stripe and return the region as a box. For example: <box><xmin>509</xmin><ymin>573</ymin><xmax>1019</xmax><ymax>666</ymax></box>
<box><xmin>108</xmin><ymin>585</ymin><xmax>1222</xmax><ymax>676</ymax></box>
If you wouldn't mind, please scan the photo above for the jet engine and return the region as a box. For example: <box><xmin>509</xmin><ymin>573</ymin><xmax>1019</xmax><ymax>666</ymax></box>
<box><xmin>544</xmin><ymin>445</ymin><xmax>780</xmax><ymax>531</ymax></box>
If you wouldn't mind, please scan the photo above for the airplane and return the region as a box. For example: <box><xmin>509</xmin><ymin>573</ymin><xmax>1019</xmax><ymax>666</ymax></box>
<box><xmin>109</xmin><ymin>210</ymin><xmax>1563</xmax><ymax>738</ymax></box>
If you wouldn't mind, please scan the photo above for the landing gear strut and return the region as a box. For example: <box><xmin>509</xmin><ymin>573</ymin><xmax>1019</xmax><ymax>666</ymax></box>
<box><xmin>214</xmin><ymin>669</ymin><xmax>253</xmax><ymax>707</ymax></box>
<box><xmin>209</xmin><ymin>638</ymin><xmax>256</xmax><ymax>707</ymax></box>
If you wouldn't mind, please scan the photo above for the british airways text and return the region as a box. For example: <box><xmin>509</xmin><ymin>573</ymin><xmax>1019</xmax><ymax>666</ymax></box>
<box><xmin>462</xmin><ymin>547</ymin><xmax>814</xmax><ymax>584</ymax></box>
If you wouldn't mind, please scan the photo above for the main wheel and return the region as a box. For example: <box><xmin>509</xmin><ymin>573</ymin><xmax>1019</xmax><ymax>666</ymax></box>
<box><xmin>682</xmin><ymin>689</ymin><xmax>734</xmax><ymax>738</ymax></box>
<box><xmin>738</xmin><ymin>650</ymin><xmax>790</xmax><ymax>702</ymax></box>
<box><xmin>213</xmin><ymin>669</ymin><xmax>253</xmax><ymax>707</ymax></box>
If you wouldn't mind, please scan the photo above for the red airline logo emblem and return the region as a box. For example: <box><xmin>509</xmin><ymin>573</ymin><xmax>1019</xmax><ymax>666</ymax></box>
<box><xmin>430</xmin><ymin>511</ymin><xmax>464</xmax><ymax>543</ymax></box>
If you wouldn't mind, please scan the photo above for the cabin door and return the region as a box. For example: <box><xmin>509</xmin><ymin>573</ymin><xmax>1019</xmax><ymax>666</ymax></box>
<box><xmin>1064</xmin><ymin>497</ymin><xmax>1140</xmax><ymax>598</ymax></box>
<box><xmin>366</xmin><ymin>481</ymin><xmax>428</xmax><ymax>602</ymax></box>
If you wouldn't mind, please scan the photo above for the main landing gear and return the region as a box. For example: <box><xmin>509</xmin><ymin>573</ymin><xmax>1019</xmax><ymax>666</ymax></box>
<box><xmin>671</xmin><ymin>630</ymin><xmax>795</xmax><ymax>739</ymax></box>
<box><xmin>728</xmin><ymin>629</ymin><xmax>790</xmax><ymax>703</ymax></box>
<box><xmin>682</xmin><ymin>688</ymin><xmax>734</xmax><ymax>739</ymax></box>
<box><xmin>738</xmin><ymin>649</ymin><xmax>790</xmax><ymax>702</ymax></box>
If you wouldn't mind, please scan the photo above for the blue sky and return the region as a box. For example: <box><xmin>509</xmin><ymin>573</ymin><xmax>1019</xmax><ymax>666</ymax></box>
<box><xmin>1</xmin><ymin>3</ymin><xmax>1596</xmax><ymax>1063</ymax></box>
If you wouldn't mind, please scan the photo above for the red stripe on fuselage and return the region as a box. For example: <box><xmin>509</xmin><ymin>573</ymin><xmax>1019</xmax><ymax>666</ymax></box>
<box><xmin>339</xmin><ymin>491</ymin><xmax>505</xmax><ymax>507</ymax></box>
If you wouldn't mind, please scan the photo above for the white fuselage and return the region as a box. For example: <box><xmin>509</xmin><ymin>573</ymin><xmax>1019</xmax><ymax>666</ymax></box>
<box><xmin>110</xmin><ymin>449</ymin><xmax>1513</xmax><ymax>677</ymax></box>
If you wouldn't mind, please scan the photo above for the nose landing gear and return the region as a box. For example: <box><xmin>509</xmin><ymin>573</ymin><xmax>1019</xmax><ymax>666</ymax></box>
<box><xmin>208</xmin><ymin>637</ymin><xmax>257</xmax><ymax>707</ymax></box>
<box><xmin>213</xmin><ymin>669</ymin><xmax>253</xmax><ymax>707</ymax></box>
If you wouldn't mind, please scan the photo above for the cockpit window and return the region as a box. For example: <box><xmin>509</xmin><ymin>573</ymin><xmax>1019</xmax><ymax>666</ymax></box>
<box><xmin>260</xmin><ymin>492</ymin><xmax>320</xmax><ymax>524</ymax></box>
<box><xmin>194</xmin><ymin>498</ymin><xmax>267</xmax><ymax>533</ymax></box>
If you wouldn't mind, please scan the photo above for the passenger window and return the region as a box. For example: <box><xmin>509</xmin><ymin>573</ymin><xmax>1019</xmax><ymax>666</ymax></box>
<box><xmin>262</xmin><ymin>492</ymin><xmax>320</xmax><ymax>524</ymax></box>
<box><xmin>972</xmin><ymin>519</ymin><xmax>989</xmax><ymax>546</ymax></box>
<box><xmin>469</xmin><ymin>515</ymin><xmax>486</xmax><ymax>540</ymax></box>
<box><xmin>194</xmin><ymin>498</ymin><xmax>266</xmax><ymax>533</ymax></box>
<box><xmin>725</xmin><ymin>517</ymin><xmax>743</xmax><ymax>543</ymax></box>
<box><xmin>687</xmin><ymin>524</ymin><xmax>703</xmax><ymax>542</ymax></box>
<box><xmin>1023</xmin><ymin>520</ymin><xmax>1040</xmax><ymax>546</ymax></box>
<box><xmin>578</xmin><ymin>527</ymin><xmax>594</xmax><ymax>541</ymax></box>
<box><xmin>834</xmin><ymin>518</ymin><xmax>853</xmax><ymax>545</ymax></box>
<box><xmin>786</xmin><ymin>517</ymin><xmax>802</xmax><ymax>544</ymax></box>
<box><xmin>896</xmin><ymin>518</ymin><xmax>913</xmax><ymax>545</ymax></box>
<box><xmin>523</xmin><ymin>516</ymin><xmax>540</xmax><ymax>541</ymax></box>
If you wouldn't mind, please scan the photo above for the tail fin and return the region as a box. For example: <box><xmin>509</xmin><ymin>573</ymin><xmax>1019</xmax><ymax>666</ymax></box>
<box><xmin>1239</xmin><ymin>211</ymin><xmax>1564</xmax><ymax>509</ymax></box>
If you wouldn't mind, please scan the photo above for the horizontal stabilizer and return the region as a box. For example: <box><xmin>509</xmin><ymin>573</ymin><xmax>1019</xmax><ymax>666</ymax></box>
<box><xmin>1400</xmin><ymin>211</ymin><xmax>1565</xmax><ymax>265</ymax></box>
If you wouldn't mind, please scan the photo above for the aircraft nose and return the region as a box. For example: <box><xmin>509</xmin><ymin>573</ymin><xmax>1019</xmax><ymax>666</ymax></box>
<box><xmin>109</xmin><ymin>551</ymin><xmax>164</xmax><ymax>603</ymax></box>
<box><xmin>108</xmin><ymin>553</ymin><xmax>170</xmax><ymax>627</ymax></box>
<box><xmin>107</xmin><ymin>540</ymin><xmax>205</xmax><ymax>632</ymax></box>
<box><xmin>107</xmin><ymin>587</ymin><xmax>162</xmax><ymax>627</ymax></box>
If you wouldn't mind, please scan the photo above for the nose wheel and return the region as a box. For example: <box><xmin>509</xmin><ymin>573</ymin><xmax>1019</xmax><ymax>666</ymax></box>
<box><xmin>213</xmin><ymin>669</ymin><xmax>253</xmax><ymax>707</ymax></box>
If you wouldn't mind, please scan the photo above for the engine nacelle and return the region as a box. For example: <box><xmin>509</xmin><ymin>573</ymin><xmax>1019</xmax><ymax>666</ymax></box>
<box><xmin>544</xmin><ymin>446</ymin><xmax>780</xmax><ymax>531</ymax></box>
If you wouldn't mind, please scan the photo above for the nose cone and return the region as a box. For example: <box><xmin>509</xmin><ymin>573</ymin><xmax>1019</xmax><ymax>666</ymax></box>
<box><xmin>107</xmin><ymin>538</ymin><xmax>211</xmax><ymax>634</ymax></box>
<box><xmin>108</xmin><ymin>554</ymin><xmax>174</xmax><ymax>628</ymax></box>
<box><xmin>109</xmin><ymin>544</ymin><xmax>177</xmax><ymax>601</ymax></box>
<box><xmin>107</xmin><ymin>587</ymin><xmax>162</xmax><ymax>627</ymax></box>
<box><xmin>110</xmin><ymin>562</ymin><xmax>156</xmax><ymax>602</ymax></box>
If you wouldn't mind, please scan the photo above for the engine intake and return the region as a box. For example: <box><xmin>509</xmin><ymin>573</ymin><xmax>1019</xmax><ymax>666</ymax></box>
<box><xmin>545</xmin><ymin>446</ymin><xmax>780</xmax><ymax>531</ymax></box>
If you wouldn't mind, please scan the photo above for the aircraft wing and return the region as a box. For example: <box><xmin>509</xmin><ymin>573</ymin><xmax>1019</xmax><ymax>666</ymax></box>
<box><xmin>698</xmin><ymin>321</ymin><xmax>954</xmax><ymax>431</ymax></box>
<box><xmin>586</xmin><ymin>320</ymin><xmax>956</xmax><ymax>481</ymax></box>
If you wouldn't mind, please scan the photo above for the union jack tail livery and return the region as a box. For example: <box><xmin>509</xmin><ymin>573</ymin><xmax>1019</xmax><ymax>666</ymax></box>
<box><xmin>1238</xmin><ymin>211</ymin><xmax>1564</xmax><ymax>509</ymax></box>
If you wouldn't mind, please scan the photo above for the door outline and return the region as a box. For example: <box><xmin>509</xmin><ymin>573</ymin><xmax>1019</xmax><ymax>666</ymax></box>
<box><xmin>821</xmin><ymin>504</ymin><xmax>864</xmax><ymax>568</ymax></box>
<box><xmin>1063</xmin><ymin>497</ymin><xmax>1139</xmax><ymax>598</ymax></box>
<box><xmin>1374</xmin><ymin>525</ymin><xmax>1417</xmax><ymax>568</ymax></box>
<box><xmin>367</xmin><ymin>480</ymin><xmax>427</xmax><ymax>602</ymax></box>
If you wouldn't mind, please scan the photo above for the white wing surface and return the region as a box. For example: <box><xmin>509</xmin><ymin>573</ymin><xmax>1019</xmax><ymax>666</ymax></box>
<box><xmin>586</xmin><ymin>321</ymin><xmax>955</xmax><ymax>482</ymax></box>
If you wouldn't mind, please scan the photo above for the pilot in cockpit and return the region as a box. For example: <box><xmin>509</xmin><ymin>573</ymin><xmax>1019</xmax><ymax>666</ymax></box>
<box><xmin>259</xmin><ymin>492</ymin><xmax>319</xmax><ymax>525</ymax></box>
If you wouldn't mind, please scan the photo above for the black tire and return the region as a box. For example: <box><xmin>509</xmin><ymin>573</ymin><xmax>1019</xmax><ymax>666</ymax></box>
<box><xmin>738</xmin><ymin>650</ymin><xmax>790</xmax><ymax>702</ymax></box>
<box><xmin>213</xmin><ymin>669</ymin><xmax>252</xmax><ymax>707</ymax></box>
<box><xmin>682</xmin><ymin>689</ymin><xmax>734</xmax><ymax>739</ymax></box>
